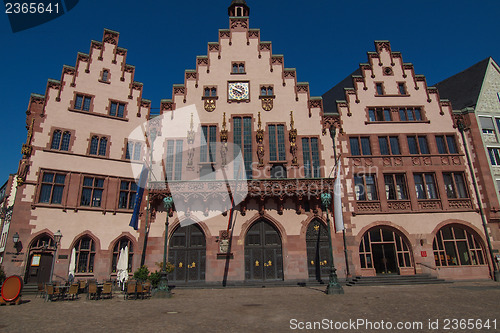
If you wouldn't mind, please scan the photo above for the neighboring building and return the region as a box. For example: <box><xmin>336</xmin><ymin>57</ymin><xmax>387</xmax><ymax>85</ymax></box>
<box><xmin>435</xmin><ymin>57</ymin><xmax>500</xmax><ymax>273</ymax></box>
<box><xmin>2</xmin><ymin>1</ymin><xmax>498</xmax><ymax>284</ymax></box>
<box><xmin>322</xmin><ymin>42</ymin><xmax>497</xmax><ymax>280</ymax></box>
<box><xmin>0</xmin><ymin>175</ymin><xmax>18</xmax><ymax>266</ymax></box>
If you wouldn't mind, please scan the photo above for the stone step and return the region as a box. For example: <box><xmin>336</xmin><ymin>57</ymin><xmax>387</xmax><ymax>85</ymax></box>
<box><xmin>346</xmin><ymin>274</ymin><xmax>449</xmax><ymax>286</ymax></box>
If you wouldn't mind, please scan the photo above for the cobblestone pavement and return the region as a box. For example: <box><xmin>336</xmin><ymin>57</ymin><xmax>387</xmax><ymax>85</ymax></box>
<box><xmin>0</xmin><ymin>281</ymin><xmax>499</xmax><ymax>333</ymax></box>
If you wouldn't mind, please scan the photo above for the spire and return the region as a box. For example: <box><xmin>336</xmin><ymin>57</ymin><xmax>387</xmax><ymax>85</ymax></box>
<box><xmin>228</xmin><ymin>0</ymin><xmax>249</xmax><ymax>17</ymax></box>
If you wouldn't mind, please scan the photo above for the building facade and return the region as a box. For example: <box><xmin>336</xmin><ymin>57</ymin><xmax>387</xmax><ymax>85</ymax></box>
<box><xmin>2</xmin><ymin>1</ymin><xmax>498</xmax><ymax>284</ymax></box>
<box><xmin>322</xmin><ymin>42</ymin><xmax>497</xmax><ymax>280</ymax></box>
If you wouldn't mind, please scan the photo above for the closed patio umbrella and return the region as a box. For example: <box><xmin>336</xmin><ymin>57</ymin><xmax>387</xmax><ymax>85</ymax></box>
<box><xmin>116</xmin><ymin>246</ymin><xmax>129</xmax><ymax>288</ymax></box>
<box><xmin>68</xmin><ymin>248</ymin><xmax>76</xmax><ymax>283</ymax></box>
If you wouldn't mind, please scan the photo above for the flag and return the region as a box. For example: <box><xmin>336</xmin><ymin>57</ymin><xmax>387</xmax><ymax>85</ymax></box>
<box><xmin>129</xmin><ymin>165</ymin><xmax>148</xmax><ymax>230</ymax></box>
<box><xmin>333</xmin><ymin>158</ymin><xmax>345</xmax><ymax>233</ymax></box>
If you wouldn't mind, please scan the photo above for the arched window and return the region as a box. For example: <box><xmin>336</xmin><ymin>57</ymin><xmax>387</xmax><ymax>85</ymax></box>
<box><xmin>111</xmin><ymin>238</ymin><xmax>134</xmax><ymax>273</ymax></box>
<box><xmin>232</xmin><ymin>63</ymin><xmax>239</xmax><ymax>73</ymax></box>
<box><xmin>204</xmin><ymin>88</ymin><xmax>210</xmax><ymax>97</ymax></box>
<box><xmin>60</xmin><ymin>131</ymin><xmax>71</xmax><ymax>151</ymax></box>
<box><xmin>98</xmin><ymin>137</ymin><xmax>108</xmax><ymax>156</ymax></box>
<box><xmin>74</xmin><ymin>236</ymin><xmax>96</xmax><ymax>273</ymax></box>
<box><xmin>51</xmin><ymin>130</ymin><xmax>62</xmax><ymax>149</ymax></box>
<box><xmin>433</xmin><ymin>225</ymin><xmax>486</xmax><ymax>266</ymax></box>
<box><xmin>238</xmin><ymin>63</ymin><xmax>245</xmax><ymax>73</ymax></box>
<box><xmin>102</xmin><ymin>70</ymin><xmax>109</xmax><ymax>82</ymax></box>
<box><xmin>30</xmin><ymin>234</ymin><xmax>54</xmax><ymax>249</ymax></box>
<box><xmin>90</xmin><ymin>136</ymin><xmax>99</xmax><ymax>155</ymax></box>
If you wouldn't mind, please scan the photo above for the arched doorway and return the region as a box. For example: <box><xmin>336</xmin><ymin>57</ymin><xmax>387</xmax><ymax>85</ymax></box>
<box><xmin>306</xmin><ymin>220</ymin><xmax>330</xmax><ymax>281</ymax></box>
<box><xmin>359</xmin><ymin>227</ymin><xmax>413</xmax><ymax>275</ymax></box>
<box><xmin>244</xmin><ymin>220</ymin><xmax>283</xmax><ymax>281</ymax></box>
<box><xmin>25</xmin><ymin>234</ymin><xmax>54</xmax><ymax>284</ymax></box>
<box><xmin>168</xmin><ymin>224</ymin><xmax>206</xmax><ymax>283</ymax></box>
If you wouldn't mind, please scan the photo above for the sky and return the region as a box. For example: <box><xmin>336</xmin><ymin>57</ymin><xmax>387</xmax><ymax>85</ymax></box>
<box><xmin>0</xmin><ymin>0</ymin><xmax>499</xmax><ymax>180</ymax></box>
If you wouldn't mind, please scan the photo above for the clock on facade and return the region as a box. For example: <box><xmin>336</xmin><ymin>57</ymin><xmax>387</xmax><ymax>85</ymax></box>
<box><xmin>228</xmin><ymin>82</ymin><xmax>249</xmax><ymax>100</ymax></box>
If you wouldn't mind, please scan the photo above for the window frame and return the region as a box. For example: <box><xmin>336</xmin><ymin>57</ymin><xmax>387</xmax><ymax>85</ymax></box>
<box><xmin>354</xmin><ymin>174</ymin><xmax>378</xmax><ymax>201</ymax></box>
<box><xmin>433</xmin><ymin>225</ymin><xmax>486</xmax><ymax>267</ymax></box>
<box><xmin>88</xmin><ymin>135</ymin><xmax>110</xmax><ymax>157</ymax></box>
<box><xmin>375</xmin><ymin>82</ymin><xmax>384</xmax><ymax>96</ymax></box>
<box><xmin>231</xmin><ymin>62</ymin><xmax>246</xmax><ymax>74</ymax></box>
<box><xmin>350</xmin><ymin>136</ymin><xmax>372</xmax><ymax>156</ymax></box>
<box><xmin>72</xmin><ymin>93</ymin><xmax>94</xmax><ymax>112</ymax></box>
<box><xmin>38</xmin><ymin>171</ymin><xmax>66</xmax><ymax>205</ymax></box>
<box><xmin>302</xmin><ymin>137</ymin><xmax>321</xmax><ymax>178</ymax></box>
<box><xmin>268</xmin><ymin>123</ymin><xmax>287</xmax><ymax>162</ymax></box>
<box><xmin>435</xmin><ymin>135</ymin><xmax>458</xmax><ymax>154</ymax></box>
<box><xmin>74</xmin><ymin>236</ymin><xmax>96</xmax><ymax>274</ymax></box>
<box><xmin>384</xmin><ymin>173</ymin><xmax>408</xmax><ymax>201</ymax></box>
<box><xmin>407</xmin><ymin>135</ymin><xmax>430</xmax><ymax>155</ymax></box>
<box><xmin>398</xmin><ymin>107</ymin><xmax>423</xmax><ymax>121</ymax></box>
<box><xmin>111</xmin><ymin>238</ymin><xmax>134</xmax><ymax>273</ymax></box>
<box><xmin>79</xmin><ymin>176</ymin><xmax>105</xmax><ymax>208</ymax></box>
<box><xmin>413</xmin><ymin>173</ymin><xmax>439</xmax><ymax>200</ymax></box>
<box><xmin>108</xmin><ymin>100</ymin><xmax>127</xmax><ymax>119</ymax></box>
<box><xmin>118</xmin><ymin>180</ymin><xmax>137</xmax><ymax>210</ymax></box>
<box><xmin>368</xmin><ymin>108</ymin><xmax>392</xmax><ymax>122</ymax></box>
<box><xmin>443</xmin><ymin>172</ymin><xmax>469</xmax><ymax>199</ymax></box>
<box><xmin>233</xmin><ymin>116</ymin><xmax>253</xmax><ymax>179</ymax></box>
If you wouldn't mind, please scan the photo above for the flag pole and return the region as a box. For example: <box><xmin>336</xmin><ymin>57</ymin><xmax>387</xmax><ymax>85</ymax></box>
<box><xmin>140</xmin><ymin>125</ymin><xmax>152</xmax><ymax>267</ymax></box>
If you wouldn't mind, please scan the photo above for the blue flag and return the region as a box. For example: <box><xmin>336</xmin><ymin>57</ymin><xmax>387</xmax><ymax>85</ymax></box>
<box><xmin>129</xmin><ymin>166</ymin><xmax>148</xmax><ymax>230</ymax></box>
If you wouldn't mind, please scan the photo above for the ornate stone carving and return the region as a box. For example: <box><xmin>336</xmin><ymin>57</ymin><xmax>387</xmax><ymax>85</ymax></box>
<box><xmin>256</xmin><ymin>112</ymin><xmax>265</xmax><ymax>168</ymax></box>
<box><xmin>261</xmin><ymin>97</ymin><xmax>273</xmax><ymax>111</ymax></box>
<box><xmin>230</xmin><ymin>18</ymin><xmax>248</xmax><ymax>29</ymax></box>
<box><xmin>289</xmin><ymin>111</ymin><xmax>298</xmax><ymax>166</ymax></box>
<box><xmin>448</xmin><ymin>199</ymin><xmax>472</xmax><ymax>210</ymax></box>
<box><xmin>418</xmin><ymin>200</ymin><xmax>442</xmax><ymax>210</ymax></box>
<box><xmin>383</xmin><ymin>158</ymin><xmax>392</xmax><ymax>166</ymax></box>
<box><xmin>387</xmin><ymin>201</ymin><xmax>411</xmax><ymax>211</ymax></box>
<box><xmin>271</xmin><ymin>56</ymin><xmax>283</xmax><ymax>65</ymax></box>
<box><xmin>204</xmin><ymin>98</ymin><xmax>216</xmax><ymax>112</ymax></box>
<box><xmin>220</xmin><ymin>113</ymin><xmax>228</xmax><ymax>167</ymax></box>
<box><xmin>260</xmin><ymin>43</ymin><xmax>271</xmax><ymax>51</ymax></box>
<box><xmin>357</xmin><ymin>202</ymin><xmax>381</xmax><ymax>212</ymax></box>
<box><xmin>173</xmin><ymin>86</ymin><xmax>185</xmax><ymax>95</ymax></box>
<box><xmin>208</xmin><ymin>43</ymin><xmax>220</xmax><ymax>52</ymax></box>
<box><xmin>451</xmin><ymin>156</ymin><xmax>461</xmax><ymax>165</ymax></box>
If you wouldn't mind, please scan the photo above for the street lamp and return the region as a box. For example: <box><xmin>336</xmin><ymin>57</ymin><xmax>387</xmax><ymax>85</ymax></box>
<box><xmin>49</xmin><ymin>230</ymin><xmax>62</xmax><ymax>284</ymax></box>
<box><xmin>155</xmin><ymin>196</ymin><xmax>173</xmax><ymax>298</ymax></box>
<box><xmin>320</xmin><ymin>193</ymin><xmax>344</xmax><ymax>295</ymax></box>
<box><xmin>12</xmin><ymin>232</ymin><xmax>20</xmax><ymax>254</ymax></box>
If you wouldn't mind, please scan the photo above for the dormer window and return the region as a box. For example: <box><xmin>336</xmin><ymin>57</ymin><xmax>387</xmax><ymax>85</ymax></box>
<box><xmin>102</xmin><ymin>70</ymin><xmax>109</xmax><ymax>82</ymax></box>
<box><xmin>204</xmin><ymin>87</ymin><xmax>217</xmax><ymax>97</ymax></box>
<box><xmin>260</xmin><ymin>86</ymin><xmax>273</xmax><ymax>96</ymax></box>
<box><xmin>232</xmin><ymin>62</ymin><xmax>245</xmax><ymax>74</ymax></box>
<box><xmin>235</xmin><ymin>6</ymin><xmax>244</xmax><ymax>16</ymax></box>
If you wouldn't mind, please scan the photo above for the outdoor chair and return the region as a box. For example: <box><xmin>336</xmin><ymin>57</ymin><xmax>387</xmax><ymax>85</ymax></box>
<box><xmin>66</xmin><ymin>283</ymin><xmax>79</xmax><ymax>301</ymax></box>
<box><xmin>45</xmin><ymin>284</ymin><xmax>60</xmax><ymax>302</ymax></box>
<box><xmin>136</xmin><ymin>282</ymin><xmax>145</xmax><ymax>300</ymax></box>
<box><xmin>87</xmin><ymin>282</ymin><xmax>98</xmax><ymax>300</ymax></box>
<box><xmin>101</xmin><ymin>283</ymin><xmax>112</xmax><ymax>299</ymax></box>
<box><xmin>142</xmin><ymin>282</ymin><xmax>151</xmax><ymax>299</ymax></box>
<box><xmin>37</xmin><ymin>283</ymin><xmax>45</xmax><ymax>298</ymax></box>
<box><xmin>78</xmin><ymin>280</ymin><xmax>87</xmax><ymax>294</ymax></box>
<box><xmin>124</xmin><ymin>280</ymin><xmax>136</xmax><ymax>300</ymax></box>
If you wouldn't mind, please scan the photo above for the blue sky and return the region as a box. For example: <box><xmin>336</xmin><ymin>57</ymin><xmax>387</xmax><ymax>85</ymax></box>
<box><xmin>1</xmin><ymin>0</ymin><xmax>499</xmax><ymax>180</ymax></box>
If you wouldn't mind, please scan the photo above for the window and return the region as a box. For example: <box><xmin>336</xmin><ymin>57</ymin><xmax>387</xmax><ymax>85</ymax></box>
<box><xmin>233</xmin><ymin>117</ymin><xmax>252</xmax><ymax>179</ymax></box>
<box><xmin>495</xmin><ymin>118</ymin><xmax>500</xmax><ymax>133</ymax></box>
<box><xmin>384</xmin><ymin>174</ymin><xmax>408</xmax><ymax>200</ymax></box>
<box><xmin>74</xmin><ymin>94</ymin><xmax>91</xmax><ymax>111</ymax></box>
<box><xmin>479</xmin><ymin>116</ymin><xmax>495</xmax><ymax>134</ymax></box>
<box><xmin>354</xmin><ymin>175</ymin><xmax>378</xmax><ymax>201</ymax></box>
<box><xmin>399</xmin><ymin>107</ymin><xmax>422</xmax><ymax>121</ymax></box>
<box><xmin>200</xmin><ymin>125</ymin><xmax>217</xmax><ymax>163</ymax></box>
<box><xmin>260</xmin><ymin>86</ymin><xmax>273</xmax><ymax>96</ymax></box>
<box><xmin>50</xmin><ymin>130</ymin><xmax>71</xmax><ymax>151</ymax></box>
<box><xmin>102</xmin><ymin>70</ymin><xmax>109</xmax><ymax>82</ymax></box>
<box><xmin>368</xmin><ymin>108</ymin><xmax>391</xmax><ymax>122</ymax></box>
<box><xmin>80</xmin><ymin>176</ymin><xmax>104</xmax><ymax>207</ymax></box>
<box><xmin>232</xmin><ymin>62</ymin><xmax>245</xmax><ymax>74</ymax></box>
<box><xmin>89</xmin><ymin>136</ymin><xmax>108</xmax><ymax>156</ymax></box>
<box><xmin>359</xmin><ymin>228</ymin><xmax>412</xmax><ymax>269</ymax></box>
<box><xmin>39</xmin><ymin>172</ymin><xmax>66</xmax><ymax>204</ymax></box>
<box><xmin>109</xmin><ymin>101</ymin><xmax>125</xmax><ymax>118</ymax></box>
<box><xmin>350</xmin><ymin>137</ymin><xmax>371</xmax><ymax>156</ymax></box>
<box><xmin>204</xmin><ymin>87</ymin><xmax>217</xmax><ymax>97</ymax></box>
<box><xmin>165</xmin><ymin>140</ymin><xmax>184</xmax><ymax>181</ymax></box>
<box><xmin>407</xmin><ymin>135</ymin><xmax>429</xmax><ymax>154</ymax></box>
<box><xmin>398</xmin><ymin>83</ymin><xmax>406</xmax><ymax>95</ymax></box>
<box><xmin>435</xmin><ymin>135</ymin><xmax>458</xmax><ymax>154</ymax></box>
<box><xmin>433</xmin><ymin>225</ymin><xmax>485</xmax><ymax>266</ymax></box>
<box><xmin>414</xmin><ymin>173</ymin><xmax>438</xmax><ymax>199</ymax></box>
<box><xmin>443</xmin><ymin>172</ymin><xmax>468</xmax><ymax>199</ymax></box>
<box><xmin>111</xmin><ymin>238</ymin><xmax>133</xmax><ymax>273</ymax></box>
<box><xmin>74</xmin><ymin>237</ymin><xmax>96</xmax><ymax>273</ymax></box>
<box><xmin>268</xmin><ymin>124</ymin><xmax>286</xmax><ymax>161</ymax></box>
<box><xmin>497</xmin><ymin>180</ymin><xmax>500</xmax><ymax>197</ymax></box>
<box><xmin>375</xmin><ymin>83</ymin><xmax>384</xmax><ymax>95</ymax></box>
<box><xmin>378</xmin><ymin>136</ymin><xmax>400</xmax><ymax>155</ymax></box>
<box><xmin>302</xmin><ymin>137</ymin><xmax>320</xmax><ymax>178</ymax></box>
<box><xmin>126</xmin><ymin>141</ymin><xmax>142</xmax><ymax>161</ymax></box>
<box><xmin>488</xmin><ymin>148</ymin><xmax>500</xmax><ymax>166</ymax></box>
<box><xmin>118</xmin><ymin>180</ymin><xmax>137</xmax><ymax>209</ymax></box>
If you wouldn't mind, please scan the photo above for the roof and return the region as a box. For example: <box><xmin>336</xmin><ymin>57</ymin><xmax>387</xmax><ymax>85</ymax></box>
<box><xmin>321</xmin><ymin>68</ymin><xmax>361</xmax><ymax>114</ymax></box>
<box><xmin>434</xmin><ymin>57</ymin><xmax>490</xmax><ymax>110</ymax></box>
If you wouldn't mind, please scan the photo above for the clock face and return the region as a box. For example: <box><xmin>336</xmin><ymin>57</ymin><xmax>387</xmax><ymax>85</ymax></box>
<box><xmin>228</xmin><ymin>82</ymin><xmax>249</xmax><ymax>100</ymax></box>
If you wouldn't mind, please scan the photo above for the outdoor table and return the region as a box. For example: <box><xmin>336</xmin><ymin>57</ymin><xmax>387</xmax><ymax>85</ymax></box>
<box><xmin>55</xmin><ymin>285</ymin><xmax>70</xmax><ymax>299</ymax></box>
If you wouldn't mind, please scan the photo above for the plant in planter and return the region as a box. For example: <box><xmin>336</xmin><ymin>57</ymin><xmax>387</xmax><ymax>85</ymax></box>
<box><xmin>149</xmin><ymin>262</ymin><xmax>175</xmax><ymax>288</ymax></box>
<box><xmin>133</xmin><ymin>265</ymin><xmax>150</xmax><ymax>282</ymax></box>
<box><xmin>0</xmin><ymin>265</ymin><xmax>5</xmax><ymax>284</ymax></box>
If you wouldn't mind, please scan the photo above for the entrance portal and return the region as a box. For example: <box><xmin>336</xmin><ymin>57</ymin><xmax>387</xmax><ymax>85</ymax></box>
<box><xmin>359</xmin><ymin>227</ymin><xmax>413</xmax><ymax>275</ymax></box>
<box><xmin>306</xmin><ymin>220</ymin><xmax>330</xmax><ymax>281</ymax></box>
<box><xmin>168</xmin><ymin>224</ymin><xmax>206</xmax><ymax>283</ymax></box>
<box><xmin>244</xmin><ymin>220</ymin><xmax>283</xmax><ymax>281</ymax></box>
<box><xmin>25</xmin><ymin>235</ymin><xmax>54</xmax><ymax>284</ymax></box>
